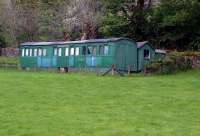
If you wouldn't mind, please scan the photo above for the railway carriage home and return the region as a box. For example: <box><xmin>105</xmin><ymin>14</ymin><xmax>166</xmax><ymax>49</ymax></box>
<box><xmin>20</xmin><ymin>38</ymin><xmax>157</xmax><ymax>72</ymax></box>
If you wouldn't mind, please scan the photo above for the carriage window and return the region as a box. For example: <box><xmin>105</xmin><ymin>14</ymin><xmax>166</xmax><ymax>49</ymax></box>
<box><xmin>58</xmin><ymin>48</ymin><xmax>62</xmax><ymax>56</ymax></box>
<box><xmin>104</xmin><ymin>46</ymin><xmax>109</xmax><ymax>55</ymax></box>
<box><xmin>93</xmin><ymin>47</ymin><xmax>97</xmax><ymax>55</ymax></box>
<box><xmin>43</xmin><ymin>49</ymin><xmax>47</xmax><ymax>56</ymax></box>
<box><xmin>22</xmin><ymin>49</ymin><xmax>25</xmax><ymax>57</ymax></box>
<box><xmin>25</xmin><ymin>49</ymin><xmax>29</xmax><ymax>56</ymax></box>
<box><xmin>82</xmin><ymin>46</ymin><xmax>86</xmax><ymax>55</ymax></box>
<box><xmin>65</xmin><ymin>48</ymin><xmax>69</xmax><ymax>56</ymax></box>
<box><xmin>54</xmin><ymin>48</ymin><xmax>57</xmax><ymax>56</ymax></box>
<box><xmin>29</xmin><ymin>49</ymin><xmax>33</xmax><ymax>56</ymax></box>
<box><xmin>70</xmin><ymin>48</ymin><xmax>75</xmax><ymax>56</ymax></box>
<box><xmin>99</xmin><ymin>46</ymin><xmax>104</xmax><ymax>55</ymax></box>
<box><xmin>144</xmin><ymin>50</ymin><xmax>150</xmax><ymax>59</ymax></box>
<box><xmin>34</xmin><ymin>49</ymin><xmax>37</xmax><ymax>56</ymax></box>
<box><xmin>75</xmin><ymin>47</ymin><xmax>79</xmax><ymax>56</ymax></box>
<box><xmin>38</xmin><ymin>49</ymin><xmax>42</xmax><ymax>56</ymax></box>
<box><xmin>87</xmin><ymin>47</ymin><xmax>93</xmax><ymax>55</ymax></box>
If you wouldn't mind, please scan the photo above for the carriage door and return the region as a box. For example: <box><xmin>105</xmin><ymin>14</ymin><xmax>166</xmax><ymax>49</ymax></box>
<box><xmin>52</xmin><ymin>48</ymin><xmax>58</xmax><ymax>67</ymax></box>
<box><xmin>37</xmin><ymin>48</ymin><xmax>42</xmax><ymax>67</ymax></box>
<box><xmin>86</xmin><ymin>46</ymin><xmax>97</xmax><ymax>67</ymax></box>
<box><xmin>69</xmin><ymin>47</ymin><xmax>75</xmax><ymax>67</ymax></box>
<box><xmin>41</xmin><ymin>48</ymin><xmax>51</xmax><ymax>67</ymax></box>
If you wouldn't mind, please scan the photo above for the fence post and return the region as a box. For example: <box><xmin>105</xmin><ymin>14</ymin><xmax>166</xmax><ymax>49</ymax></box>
<box><xmin>111</xmin><ymin>64</ymin><xmax>115</xmax><ymax>76</ymax></box>
<box><xmin>128</xmin><ymin>65</ymin><xmax>131</xmax><ymax>76</ymax></box>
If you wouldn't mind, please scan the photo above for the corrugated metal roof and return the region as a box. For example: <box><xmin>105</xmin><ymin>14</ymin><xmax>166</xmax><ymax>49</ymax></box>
<box><xmin>21</xmin><ymin>38</ymin><xmax>129</xmax><ymax>46</ymax></box>
<box><xmin>155</xmin><ymin>49</ymin><xmax>166</xmax><ymax>54</ymax></box>
<box><xmin>137</xmin><ymin>41</ymin><xmax>149</xmax><ymax>48</ymax></box>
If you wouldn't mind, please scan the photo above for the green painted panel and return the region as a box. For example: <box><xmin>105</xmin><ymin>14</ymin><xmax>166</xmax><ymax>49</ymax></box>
<box><xmin>100</xmin><ymin>56</ymin><xmax>114</xmax><ymax>67</ymax></box>
<box><xmin>114</xmin><ymin>40</ymin><xmax>138</xmax><ymax>71</ymax></box>
<box><xmin>138</xmin><ymin>44</ymin><xmax>155</xmax><ymax>71</ymax></box>
<box><xmin>20</xmin><ymin>57</ymin><xmax>37</xmax><ymax>68</ymax></box>
<box><xmin>74</xmin><ymin>56</ymin><xmax>85</xmax><ymax>68</ymax></box>
<box><xmin>57</xmin><ymin>56</ymin><xmax>68</xmax><ymax>67</ymax></box>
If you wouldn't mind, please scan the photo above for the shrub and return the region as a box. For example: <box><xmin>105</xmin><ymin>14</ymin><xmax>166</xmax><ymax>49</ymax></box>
<box><xmin>145</xmin><ymin>53</ymin><xmax>193</xmax><ymax>74</ymax></box>
<box><xmin>0</xmin><ymin>57</ymin><xmax>19</xmax><ymax>68</ymax></box>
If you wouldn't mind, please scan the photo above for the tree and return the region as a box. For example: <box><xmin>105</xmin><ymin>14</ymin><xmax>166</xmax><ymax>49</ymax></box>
<box><xmin>100</xmin><ymin>0</ymin><xmax>154</xmax><ymax>41</ymax></box>
<box><xmin>0</xmin><ymin>0</ymin><xmax>71</xmax><ymax>45</ymax></box>
<box><xmin>64</xmin><ymin>0</ymin><xmax>105</xmax><ymax>40</ymax></box>
<box><xmin>153</xmin><ymin>0</ymin><xmax>200</xmax><ymax>50</ymax></box>
<box><xmin>0</xmin><ymin>25</ymin><xmax>5</xmax><ymax>47</ymax></box>
<box><xmin>0</xmin><ymin>24</ymin><xmax>6</xmax><ymax>55</ymax></box>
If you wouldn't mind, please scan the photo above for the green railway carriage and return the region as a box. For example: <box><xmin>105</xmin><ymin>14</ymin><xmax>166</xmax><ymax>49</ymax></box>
<box><xmin>20</xmin><ymin>38</ymin><xmax>164</xmax><ymax>72</ymax></box>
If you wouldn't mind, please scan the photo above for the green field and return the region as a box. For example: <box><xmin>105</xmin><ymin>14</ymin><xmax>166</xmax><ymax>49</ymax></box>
<box><xmin>0</xmin><ymin>70</ymin><xmax>200</xmax><ymax>136</ymax></box>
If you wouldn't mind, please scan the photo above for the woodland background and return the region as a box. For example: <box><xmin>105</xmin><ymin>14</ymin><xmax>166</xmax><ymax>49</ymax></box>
<box><xmin>0</xmin><ymin>0</ymin><xmax>200</xmax><ymax>51</ymax></box>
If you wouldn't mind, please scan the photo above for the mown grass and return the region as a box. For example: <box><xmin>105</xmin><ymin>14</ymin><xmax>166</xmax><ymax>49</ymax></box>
<box><xmin>0</xmin><ymin>70</ymin><xmax>200</xmax><ymax>136</ymax></box>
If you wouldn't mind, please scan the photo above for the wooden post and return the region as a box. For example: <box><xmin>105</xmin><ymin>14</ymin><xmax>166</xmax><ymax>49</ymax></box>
<box><xmin>128</xmin><ymin>65</ymin><xmax>131</xmax><ymax>76</ymax></box>
<box><xmin>111</xmin><ymin>64</ymin><xmax>115</xmax><ymax>76</ymax></box>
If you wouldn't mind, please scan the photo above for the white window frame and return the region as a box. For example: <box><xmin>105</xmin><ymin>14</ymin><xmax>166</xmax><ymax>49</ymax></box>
<box><xmin>43</xmin><ymin>49</ymin><xmax>47</xmax><ymax>56</ymax></box>
<box><xmin>65</xmin><ymin>48</ymin><xmax>69</xmax><ymax>56</ymax></box>
<box><xmin>38</xmin><ymin>48</ymin><xmax>42</xmax><ymax>56</ymax></box>
<box><xmin>58</xmin><ymin>48</ymin><xmax>62</xmax><ymax>56</ymax></box>
<box><xmin>70</xmin><ymin>48</ymin><xmax>75</xmax><ymax>56</ymax></box>
<box><xmin>75</xmin><ymin>47</ymin><xmax>79</xmax><ymax>56</ymax></box>
<box><xmin>34</xmin><ymin>49</ymin><xmax>37</xmax><ymax>57</ymax></box>
<box><xmin>104</xmin><ymin>46</ymin><xmax>109</xmax><ymax>55</ymax></box>
<box><xmin>22</xmin><ymin>49</ymin><xmax>25</xmax><ymax>57</ymax></box>
<box><xmin>25</xmin><ymin>49</ymin><xmax>29</xmax><ymax>56</ymax></box>
<box><xmin>54</xmin><ymin>48</ymin><xmax>58</xmax><ymax>56</ymax></box>
<box><xmin>29</xmin><ymin>49</ymin><xmax>33</xmax><ymax>57</ymax></box>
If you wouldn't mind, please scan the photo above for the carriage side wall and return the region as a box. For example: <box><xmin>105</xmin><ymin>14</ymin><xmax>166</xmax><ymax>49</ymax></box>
<box><xmin>114</xmin><ymin>40</ymin><xmax>138</xmax><ymax>71</ymax></box>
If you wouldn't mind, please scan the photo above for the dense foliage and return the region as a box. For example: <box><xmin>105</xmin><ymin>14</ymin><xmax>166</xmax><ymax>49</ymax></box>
<box><xmin>0</xmin><ymin>56</ymin><xmax>18</xmax><ymax>64</ymax></box>
<box><xmin>0</xmin><ymin>25</ymin><xmax>5</xmax><ymax>48</ymax></box>
<box><xmin>146</xmin><ymin>54</ymin><xmax>193</xmax><ymax>74</ymax></box>
<box><xmin>100</xmin><ymin>0</ymin><xmax>153</xmax><ymax>41</ymax></box>
<box><xmin>0</xmin><ymin>0</ymin><xmax>200</xmax><ymax>50</ymax></box>
<box><xmin>153</xmin><ymin>0</ymin><xmax>200</xmax><ymax>50</ymax></box>
<box><xmin>101</xmin><ymin>0</ymin><xmax>200</xmax><ymax>50</ymax></box>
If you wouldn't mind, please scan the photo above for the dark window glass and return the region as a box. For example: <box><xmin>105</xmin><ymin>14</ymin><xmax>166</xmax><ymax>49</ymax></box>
<box><xmin>87</xmin><ymin>47</ymin><xmax>93</xmax><ymax>55</ymax></box>
<box><xmin>144</xmin><ymin>50</ymin><xmax>150</xmax><ymax>59</ymax></box>
<box><xmin>82</xmin><ymin>46</ymin><xmax>86</xmax><ymax>55</ymax></box>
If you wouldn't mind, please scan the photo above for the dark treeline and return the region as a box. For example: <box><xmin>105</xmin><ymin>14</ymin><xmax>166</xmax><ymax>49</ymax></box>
<box><xmin>0</xmin><ymin>0</ymin><xmax>200</xmax><ymax>50</ymax></box>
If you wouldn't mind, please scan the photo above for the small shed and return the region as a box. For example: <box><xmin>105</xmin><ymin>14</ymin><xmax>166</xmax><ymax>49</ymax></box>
<box><xmin>137</xmin><ymin>41</ymin><xmax>156</xmax><ymax>71</ymax></box>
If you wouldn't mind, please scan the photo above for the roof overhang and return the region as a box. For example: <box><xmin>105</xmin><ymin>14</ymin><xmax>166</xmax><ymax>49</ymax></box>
<box><xmin>137</xmin><ymin>41</ymin><xmax>155</xmax><ymax>50</ymax></box>
<box><xmin>20</xmin><ymin>37</ymin><xmax>135</xmax><ymax>46</ymax></box>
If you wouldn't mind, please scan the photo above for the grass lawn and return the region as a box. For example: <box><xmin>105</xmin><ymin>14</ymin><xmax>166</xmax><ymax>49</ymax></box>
<box><xmin>0</xmin><ymin>70</ymin><xmax>200</xmax><ymax>136</ymax></box>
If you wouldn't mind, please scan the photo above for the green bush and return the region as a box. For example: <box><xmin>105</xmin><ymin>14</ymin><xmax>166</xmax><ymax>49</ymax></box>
<box><xmin>145</xmin><ymin>53</ymin><xmax>193</xmax><ymax>74</ymax></box>
<box><xmin>0</xmin><ymin>57</ymin><xmax>19</xmax><ymax>66</ymax></box>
